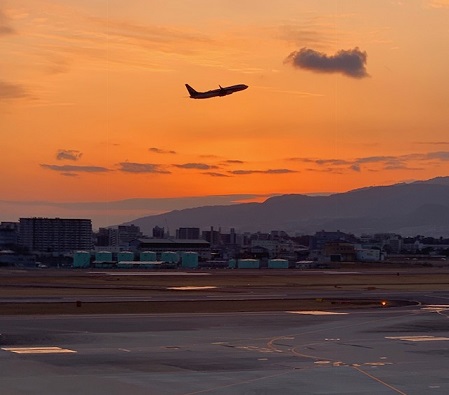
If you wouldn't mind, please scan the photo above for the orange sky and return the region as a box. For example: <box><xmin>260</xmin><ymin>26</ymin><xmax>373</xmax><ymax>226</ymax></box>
<box><xmin>1</xmin><ymin>0</ymin><xmax>449</xmax><ymax>228</ymax></box>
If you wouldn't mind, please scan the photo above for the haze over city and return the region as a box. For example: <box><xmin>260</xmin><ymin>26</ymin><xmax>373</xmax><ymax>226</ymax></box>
<box><xmin>2</xmin><ymin>0</ymin><xmax>449</xmax><ymax>228</ymax></box>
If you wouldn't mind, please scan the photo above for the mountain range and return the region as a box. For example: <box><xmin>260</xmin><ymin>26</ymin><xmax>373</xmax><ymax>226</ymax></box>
<box><xmin>123</xmin><ymin>177</ymin><xmax>449</xmax><ymax>237</ymax></box>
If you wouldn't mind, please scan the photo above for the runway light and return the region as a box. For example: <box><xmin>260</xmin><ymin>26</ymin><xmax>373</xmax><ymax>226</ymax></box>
<box><xmin>381</xmin><ymin>301</ymin><xmax>387</xmax><ymax>307</ymax></box>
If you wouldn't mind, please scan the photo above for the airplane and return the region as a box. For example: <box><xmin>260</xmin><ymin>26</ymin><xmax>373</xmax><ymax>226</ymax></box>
<box><xmin>185</xmin><ymin>83</ymin><xmax>248</xmax><ymax>99</ymax></box>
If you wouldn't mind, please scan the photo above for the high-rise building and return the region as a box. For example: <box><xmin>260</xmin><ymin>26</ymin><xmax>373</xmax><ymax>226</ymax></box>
<box><xmin>0</xmin><ymin>222</ymin><xmax>19</xmax><ymax>248</ymax></box>
<box><xmin>19</xmin><ymin>217</ymin><xmax>92</xmax><ymax>253</ymax></box>
<box><xmin>95</xmin><ymin>225</ymin><xmax>142</xmax><ymax>247</ymax></box>
<box><xmin>152</xmin><ymin>226</ymin><xmax>165</xmax><ymax>238</ymax></box>
<box><xmin>176</xmin><ymin>227</ymin><xmax>200</xmax><ymax>240</ymax></box>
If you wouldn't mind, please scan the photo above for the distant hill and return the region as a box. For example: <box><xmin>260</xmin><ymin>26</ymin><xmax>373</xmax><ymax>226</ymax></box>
<box><xmin>122</xmin><ymin>176</ymin><xmax>449</xmax><ymax>237</ymax></box>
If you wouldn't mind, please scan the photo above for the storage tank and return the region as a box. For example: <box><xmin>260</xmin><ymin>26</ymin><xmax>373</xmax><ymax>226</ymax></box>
<box><xmin>268</xmin><ymin>259</ymin><xmax>289</xmax><ymax>269</ymax></box>
<box><xmin>73</xmin><ymin>251</ymin><xmax>90</xmax><ymax>268</ymax></box>
<box><xmin>140</xmin><ymin>251</ymin><xmax>157</xmax><ymax>261</ymax></box>
<box><xmin>95</xmin><ymin>251</ymin><xmax>113</xmax><ymax>262</ymax></box>
<box><xmin>228</xmin><ymin>259</ymin><xmax>237</xmax><ymax>269</ymax></box>
<box><xmin>161</xmin><ymin>251</ymin><xmax>179</xmax><ymax>264</ymax></box>
<box><xmin>118</xmin><ymin>251</ymin><xmax>134</xmax><ymax>262</ymax></box>
<box><xmin>237</xmin><ymin>259</ymin><xmax>260</xmax><ymax>269</ymax></box>
<box><xmin>181</xmin><ymin>252</ymin><xmax>198</xmax><ymax>268</ymax></box>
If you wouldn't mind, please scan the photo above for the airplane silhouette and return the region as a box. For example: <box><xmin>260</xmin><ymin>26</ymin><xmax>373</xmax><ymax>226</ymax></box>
<box><xmin>185</xmin><ymin>83</ymin><xmax>248</xmax><ymax>99</ymax></box>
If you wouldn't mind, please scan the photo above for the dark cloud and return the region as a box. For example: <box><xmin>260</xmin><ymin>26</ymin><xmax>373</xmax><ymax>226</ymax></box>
<box><xmin>149</xmin><ymin>147</ymin><xmax>177</xmax><ymax>154</ymax></box>
<box><xmin>315</xmin><ymin>159</ymin><xmax>352</xmax><ymax>166</ymax></box>
<box><xmin>285</xmin><ymin>47</ymin><xmax>369</xmax><ymax>78</ymax></box>
<box><xmin>291</xmin><ymin>151</ymin><xmax>449</xmax><ymax>173</ymax></box>
<box><xmin>56</xmin><ymin>149</ymin><xmax>82</xmax><ymax>161</ymax></box>
<box><xmin>41</xmin><ymin>164</ymin><xmax>110</xmax><ymax>173</ymax></box>
<box><xmin>426</xmin><ymin>151</ymin><xmax>449</xmax><ymax>161</ymax></box>
<box><xmin>230</xmin><ymin>168</ymin><xmax>297</xmax><ymax>175</ymax></box>
<box><xmin>0</xmin><ymin>80</ymin><xmax>29</xmax><ymax>100</ymax></box>
<box><xmin>307</xmin><ymin>168</ymin><xmax>344</xmax><ymax>174</ymax></box>
<box><xmin>61</xmin><ymin>172</ymin><xmax>79</xmax><ymax>177</ymax></box>
<box><xmin>203</xmin><ymin>172</ymin><xmax>230</xmax><ymax>177</ymax></box>
<box><xmin>199</xmin><ymin>154</ymin><xmax>220</xmax><ymax>159</ymax></box>
<box><xmin>0</xmin><ymin>9</ymin><xmax>15</xmax><ymax>36</ymax></box>
<box><xmin>174</xmin><ymin>163</ymin><xmax>218</xmax><ymax>170</ymax></box>
<box><xmin>118</xmin><ymin>162</ymin><xmax>170</xmax><ymax>174</ymax></box>
<box><xmin>222</xmin><ymin>159</ymin><xmax>245</xmax><ymax>165</ymax></box>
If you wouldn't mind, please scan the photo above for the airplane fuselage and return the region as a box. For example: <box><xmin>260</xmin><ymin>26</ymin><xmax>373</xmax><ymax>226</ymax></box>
<box><xmin>185</xmin><ymin>84</ymin><xmax>248</xmax><ymax>99</ymax></box>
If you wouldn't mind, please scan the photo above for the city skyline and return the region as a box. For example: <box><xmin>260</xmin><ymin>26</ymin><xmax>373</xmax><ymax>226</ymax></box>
<box><xmin>2</xmin><ymin>1</ymin><xmax>449</xmax><ymax>227</ymax></box>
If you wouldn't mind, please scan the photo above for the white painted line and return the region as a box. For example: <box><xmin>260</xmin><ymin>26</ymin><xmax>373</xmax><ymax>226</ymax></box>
<box><xmin>167</xmin><ymin>286</ymin><xmax>217</xmax><ymax>290</ymax></box>
<box><xmin>424</xmin><ymin>305</ymin><xmax>449</xmax><ymax>308</ymax></box>
<box><xmin>2</xmin><ymin>347</ymin><xmax>77</xmax><ymax>354</ymax></box>
<box><xmin>422</xmin><ymin>305</ymin><xmax>449</xmax><ymax>311</ymax></box>
<box><xmin>322</xmin><ymin>271</ymin><xmax>360</xmax><ymax>274</ymax></box>
<box><xmin>88</xmin><ymin>272</ymin><xmax>210</xmax><ymax>276</ymax></box>
<box><xmin>386</xmin><ymin>336</ymin><xmax>449</xmax><ymax>342</ymax></box>
<box><xmin>287</xmin><ymin>311</ymin><xmax>349</xmax><ymax>315</ymax></box>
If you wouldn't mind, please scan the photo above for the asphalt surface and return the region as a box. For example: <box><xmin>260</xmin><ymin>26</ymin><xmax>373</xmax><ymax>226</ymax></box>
<box><xmin>1</xmin><ymin>304</ymin><xmax>449</xmax><ymax>394</ymax></box>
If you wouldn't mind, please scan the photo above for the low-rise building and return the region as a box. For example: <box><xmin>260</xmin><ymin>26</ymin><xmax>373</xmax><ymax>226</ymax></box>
<box><xmin>130</xmin><ymin>238</ymin><xmax>211</xmax><ymax>260</ymax></box>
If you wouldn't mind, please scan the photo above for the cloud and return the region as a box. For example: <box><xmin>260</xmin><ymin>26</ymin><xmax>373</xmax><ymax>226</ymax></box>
<box><xmin>230</xmin><ymin>168</ymin><xmax>298</xmax><ymax>175</ymax></box>
<box><xmin>56</xmin><ymin>149</ymin><xmax>82</xmax><ymax>161</ymax></box>
<box><xmin>0</xmin><ymin>80</ymin><xmax>30</xmax><ymax>100</ymax></box>
<box><xmin>174</xmin><ymin>163</ymin><xmax>219</xmax><ymax>170</ymax></box>
<box><xmin>118</xmin><ymin>162</ymin><xmax>170</xmax><ymax>174</ymax></box>
<box><xmin>203</xmin><ymin>172</ymin><xmax>231</xmax><ymax>177</ymax></box>
<box><xmin>285</xmin><ymin>47</ymin><xmax>369</xmax><ymax>78</ymax></box>
<box><xmin>222</xmin><ymin>159</ymin><xmax>245</xmax><ymax>165</ymax></box>
<box><xmin>0</xmin><ymin>9</ymin><xmax>15</xmax><ymax>36</ymax></box>
<box><xmin>40</xmin><ymin>164</ymin><xmax>110</xmax><ymax>173</ymax></box>
<box><xmin>61</xmin><ymin>172</ymin><xmax>79</xmax><ymax>177</ymax></box>
<box><xmin>279</xmin><ymin>25</ymin><xmax>331</xmax><ymax>48</ymax></box>
<box><xmin>426</xmin><ymin>151</ymin><xmax>449</xmax><ymax>161</ymax></box>
<box><xmin>350</xmin><ymin>164</ymin><xmax>361</xmax><ymax>172</ymax></box>
<box><xmin>290</xmin><ymin>151</ymin><xmax>449</xmax><ymax>173</ymax></box>
<box><xmin>149</xmin><ymin>147</ymin><xmax>177</xmax><ymax>154</ymax></box>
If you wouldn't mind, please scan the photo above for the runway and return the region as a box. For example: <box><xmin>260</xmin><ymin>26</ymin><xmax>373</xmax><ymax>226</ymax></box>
<box><xmin>1</xmin><ymin>304</ymin><xmax>449</xmax><ymax>394</ymax></box>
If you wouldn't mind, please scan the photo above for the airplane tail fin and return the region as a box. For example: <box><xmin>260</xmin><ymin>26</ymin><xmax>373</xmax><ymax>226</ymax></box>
<box><xmin>185</xmin><ymin>84</ymin><xmax>198</xmax><ymax>97</ymax></box>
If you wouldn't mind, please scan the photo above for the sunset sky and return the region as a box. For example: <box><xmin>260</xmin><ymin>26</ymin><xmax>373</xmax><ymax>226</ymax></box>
<box><xmin>1</xmin><ymin>0</ymin><xmax>449</xmax><ymax>228</ymax></box>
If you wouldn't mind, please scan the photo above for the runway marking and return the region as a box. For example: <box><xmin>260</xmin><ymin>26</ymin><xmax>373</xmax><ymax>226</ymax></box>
<box><xmin>89</xmin><ymin>272</ymin><xmax>210</xmax><ymax>276</ymax></box>
<box><xmin>181</xmin><ymin>369</ymin><xmax>295</xmax><ymax>395</ymax></box>
<box><xmin>236</xmin><ymin>346</ymin><xmax>273</xmax><ymax>353</ymax></box>
<box><xmin>2</xmin><ymin>347</ymin><xmax>76</xmax><ymax>354</ymax></box>
<box><xmin>364</xmin><ymin>362</ymin><xmax>392</xmax><ymax>366</ymax></box>
<box><xmin>287</xmin><ymin>311</ymin><xmax>349</xmax><ymax>315</ymax></box>
<box><xmin>351</xmin><ymin>365</ymin><xmax>407</xmax><ymax>395</ymax></box>
<box><xmin>118</xmin><ymin>348</ymin><xmax>130</xmax><ymax>352</ymax></box>
<box><xmin>167</xmin><ymin>286</ymin><xmax>217</xmax><ymax>290</ymax></box>
<box><xmin>422</xmin><ymin>305</ymin><xmax>449</xmax><ymax>310</ymax></box>
<box><xmin>321</xmin><ymin>271</ymin><xmax>360</xmax><ymax>274</ymax></box>
<box><xmin>386</xmin><ymin>335</ymin><xmax>449</xmax><ymax>342</ymax></box>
